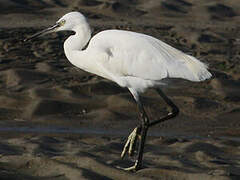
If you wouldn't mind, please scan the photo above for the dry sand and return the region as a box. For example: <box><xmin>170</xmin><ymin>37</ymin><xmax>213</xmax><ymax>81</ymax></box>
<box><xmin>0</xmin><ymin>0</ymin><xmax>240</xmax><ymax>179</ymax></box>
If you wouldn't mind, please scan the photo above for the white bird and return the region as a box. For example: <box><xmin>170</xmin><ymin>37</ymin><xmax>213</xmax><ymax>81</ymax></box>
<box><xmin>25</xmin><ymin>11</ymin><xmax>212</xmax><ymax>171</ymax></box>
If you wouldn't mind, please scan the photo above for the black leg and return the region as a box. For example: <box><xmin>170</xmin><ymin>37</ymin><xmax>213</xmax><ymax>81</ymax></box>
<box><xmin>149</xmin><ymin>88</ymin><xmax>179</xmax><ymax>127</ymax></box>
<box><xmin>134</xmin><ymin>97</ymin><xmax>149</xmax><ymax>170</ymax></box>
<box><xmin>133</xmin><ymin>88</ymin><xmax>179</xmax><ymax>170</ymax></box>
<box><xmin>120</xmin><ymin>88</ymin><xmax>150</xmax><ymax>171</ymax></box>
<box><xmin>120</xmin><ymin>88</ymin><xmax>179</xmax><ymax>171</ymax></box>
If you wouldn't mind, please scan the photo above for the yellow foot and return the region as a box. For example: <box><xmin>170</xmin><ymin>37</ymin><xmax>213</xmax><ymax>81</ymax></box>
<box><xmin>116</xmin><ymin>160</ymin><xmax>140</xmax><ymax>172</ymax></box>
<box><xmin>121</xmin><ymin>127</ymin><xmax>140</xmax><ymax>158</ymax></box>
<box><xmin>121</xmin><ymin>165</ymin><xmax>137</xmax><ymax>171</ymax></box>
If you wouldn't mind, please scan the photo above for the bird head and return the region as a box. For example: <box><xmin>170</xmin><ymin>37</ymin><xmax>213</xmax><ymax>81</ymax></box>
<box><xmin>24</xmin><ymin>12</ymin><xmax>87</xmax><ymax>41</ymax></box>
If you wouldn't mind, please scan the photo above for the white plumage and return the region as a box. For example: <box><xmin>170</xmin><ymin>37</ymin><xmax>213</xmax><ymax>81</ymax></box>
<box><xmin>86</xmin><ymin>30</ymin><xmax>211</xmax><ymax>92</ymax></box>
<box><xmin>25</xmin><ymin>11</ymin><xmax>212</xmax><ymax>171</ymax></box>
<box><xmin>56</xmin><ymin>12</ymin><xmax>211</xmax><ymax>93</ymax></box>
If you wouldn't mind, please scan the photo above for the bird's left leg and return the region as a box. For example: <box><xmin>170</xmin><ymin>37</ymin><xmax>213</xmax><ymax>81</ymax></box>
<box><xmin>120</xmin><ymin>88</ymin><xmax>149</xmax><ymax>171</ymax></box>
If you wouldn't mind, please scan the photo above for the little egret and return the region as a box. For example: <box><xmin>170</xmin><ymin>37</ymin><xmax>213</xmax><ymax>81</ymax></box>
<box><xmin>24</xmin><ymin>12</ymin><xmax>212</xmax><ymax>171</ymax></box>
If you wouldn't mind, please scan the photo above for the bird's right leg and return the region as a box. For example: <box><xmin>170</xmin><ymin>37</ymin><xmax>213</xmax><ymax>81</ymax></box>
<box><xmin>121</xmin><ymin>126</ymin><xmax>141</xmax><ymax>158</ymax></box>
<box><xmin>121</xmin><ymin>89</ymin><xmax>143</xmax><ymax>159</ymax></box>
<box><xmin>120</xmin><ymin>88</ymin><xmax>143</xmax><ymax>159</ymax></box>
<box><xmin>120</xmin><ymin>88</ymin><xmax>149</xmax><ymax>171</ymax></box>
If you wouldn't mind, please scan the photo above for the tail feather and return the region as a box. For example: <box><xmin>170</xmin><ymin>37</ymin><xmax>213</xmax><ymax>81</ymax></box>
<box><xmin>183</xmin><ymin>55</ymin><xmax>212</xmax><ymax>82</ymax></box>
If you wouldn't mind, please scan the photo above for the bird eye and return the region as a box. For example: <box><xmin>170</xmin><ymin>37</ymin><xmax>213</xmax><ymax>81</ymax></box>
<box><xmin>59</xmin><ymin>19</ymin><xmax>66</xmax><ymax>26</ymax></box>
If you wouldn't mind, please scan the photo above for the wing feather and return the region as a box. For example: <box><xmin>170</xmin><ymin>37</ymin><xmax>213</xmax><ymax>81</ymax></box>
<box><xmin>88</xmin><ymin>30</ymin><xmax>212</xmax><ymax>82</ymax></box>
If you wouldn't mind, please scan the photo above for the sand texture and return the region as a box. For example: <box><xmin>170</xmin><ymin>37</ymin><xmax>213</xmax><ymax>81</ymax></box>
<box><xmin>0</xmin><ymin>0</ymin><xmax>240</xmax><ymax>179</ymax></box>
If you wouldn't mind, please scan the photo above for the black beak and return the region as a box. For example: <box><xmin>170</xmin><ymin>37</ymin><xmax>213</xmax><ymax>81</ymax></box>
<box><xmin>24</xmin><ymin>23</ymin><xmax>60</xmax><ymax>42</ymax></box>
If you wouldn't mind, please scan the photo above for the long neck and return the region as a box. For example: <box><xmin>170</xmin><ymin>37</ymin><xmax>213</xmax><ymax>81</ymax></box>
<box><xmin>63</xmin><ymin>23</ymin><xmax>115</xmax><ymax>82</ymax></box>
<box><xmin>64</xmin><ymin>23</ymin><xmax>91</xmax><ymax>57</ymax></box>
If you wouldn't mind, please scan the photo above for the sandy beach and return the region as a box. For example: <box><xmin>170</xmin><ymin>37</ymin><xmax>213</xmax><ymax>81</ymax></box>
<box><xmin>0</xmin><ymin>0</ymin><xmax>240</xmax><ymax>179</ymax></box>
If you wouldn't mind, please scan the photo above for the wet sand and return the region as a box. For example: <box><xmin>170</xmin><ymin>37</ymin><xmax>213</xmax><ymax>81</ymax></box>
<box><xmin>0</xmin><ymin>0</ymin><xmax>240</xmax><ymax>179</ymax></box>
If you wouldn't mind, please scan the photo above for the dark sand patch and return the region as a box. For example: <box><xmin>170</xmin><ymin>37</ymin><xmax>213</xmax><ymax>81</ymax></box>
<box><xmin>0</xmin><ymin>134</ymin><xmax>239</xmax><ymax>179</ymax></box>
